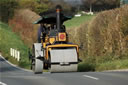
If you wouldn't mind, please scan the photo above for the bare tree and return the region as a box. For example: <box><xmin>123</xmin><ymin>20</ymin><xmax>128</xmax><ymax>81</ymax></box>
<box><xmin>82</xmin><ymin>0</ymin><xmax>97</xmax><ymax>12</ymax></box>
<box><xmin>82</xmin><ymin>0</ymin><xmax>120</xmax><ymax>11</ymax></box>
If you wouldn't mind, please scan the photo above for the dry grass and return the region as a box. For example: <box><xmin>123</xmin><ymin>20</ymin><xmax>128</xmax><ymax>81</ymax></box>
<box><xmin>9</xmin><ymin>9</ymin><xmax>40</xmax><ymax>47</ymax></box>
<box><xmin>69</xmin><ymin>5</ymin><xmax>128</xmax><ymax>59</ymax></box>
<box><xmin>88</xmin><ymin>5</ymin><xmax>128</xmax><ymax>59</ymax></box>
<box><xmin>68</xmin><ymin>5</ymin><xmax>128</xmax><ymax>71</ymax></box>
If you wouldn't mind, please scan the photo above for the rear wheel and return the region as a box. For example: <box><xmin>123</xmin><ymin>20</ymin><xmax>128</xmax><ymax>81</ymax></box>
<box><xmin>31</xmin><ymin>59</ymin><xmax>35</xmax><ymax>72</ymax></box>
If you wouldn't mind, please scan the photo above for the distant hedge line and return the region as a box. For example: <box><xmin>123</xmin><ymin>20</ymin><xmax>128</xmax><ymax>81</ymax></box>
<box><xmin>0</xmin><ymin>0</ymin><xmax>51</xmax><ymax>23</ymax></box>
<box><xmin>18</xmin><ymin>0</ymin><xmax>50</xmax><ymax>14</ymax></box>
<box><xmin>0</xmin><ymin>0</ymin><xmax>18</xmax><ymax>23</ymax></box>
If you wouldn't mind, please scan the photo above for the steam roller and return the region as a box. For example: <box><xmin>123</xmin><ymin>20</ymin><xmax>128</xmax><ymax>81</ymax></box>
<box><xmin>29</xmin><ymin>5</ymin><xmax>81</xmax><ymax>74</ymax></box>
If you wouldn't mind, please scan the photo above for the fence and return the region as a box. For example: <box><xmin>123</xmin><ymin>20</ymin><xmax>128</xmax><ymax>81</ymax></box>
<box><xmin>10</xmin><ymin>48</ymin><xmax>20</xmax><ymax>61</ymax></box>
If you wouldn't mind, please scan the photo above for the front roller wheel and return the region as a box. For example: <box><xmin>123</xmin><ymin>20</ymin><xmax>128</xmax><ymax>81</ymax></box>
<box><xmin>32</xmin><ymin>43</ymin><xmax>44</xmax><ymax>74</ymax></box>
<box><xmin>32</xmin><ymin>58</ymin><xmax>43</xmax><ymax>74</ymax></box>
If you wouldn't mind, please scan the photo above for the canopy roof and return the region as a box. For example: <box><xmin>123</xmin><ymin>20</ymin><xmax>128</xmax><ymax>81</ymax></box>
<box><xmin>34</xmin><ymin>9</ymin><xmax>73</xmax><ymax>24</ymax></box>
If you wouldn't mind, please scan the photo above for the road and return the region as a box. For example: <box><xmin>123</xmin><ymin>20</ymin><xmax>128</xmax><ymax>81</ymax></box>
<box><xmin>0</xmin><ymin>56</ymin><xmax>128</xmax><ymax>85</ymax></box>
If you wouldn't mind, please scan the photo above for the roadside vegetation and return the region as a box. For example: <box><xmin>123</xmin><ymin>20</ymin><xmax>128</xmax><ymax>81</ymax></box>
<box><xmin>0</xmin><ymin>0</ymin><xmax>128</xmax><ymax>72</ymax></box>
<box><xmin>78</xmin><ymin>59</ymin><xmax>128</xmax><ymax>72</ymax></box>
<box><xmin>69</xmin><ymin>5</ymin><xmax>128</xmax><ymax>72</ymax></box>
<box><xmin>0</xmin><ymin>22</ymin><xmax>30</xmax><ymax>69</ymax></box>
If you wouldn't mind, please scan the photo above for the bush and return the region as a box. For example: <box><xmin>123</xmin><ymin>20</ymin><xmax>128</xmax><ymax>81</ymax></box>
<box><xmin>78</xmin><ymin>59</ymin><xmax>95</xmax><ymax>72</ymax></box>
<box><xmin>18</xmin><ymin>0</ymin><xmax>37</xmax><ymax>11</ymax></box>
<box><xmin>18</xmin><ymin>0</ymin><xmax>51</xmax><ymax>14</ymax></box>
<box><xmin>34</xmin><ymin>3</ymin><xmax>49</xmax><ymax>14</ymax></box>
<box><xmin>0</xmin><ymin>0</ymin><xmax>18</xmax><ymax>23</ymax></box>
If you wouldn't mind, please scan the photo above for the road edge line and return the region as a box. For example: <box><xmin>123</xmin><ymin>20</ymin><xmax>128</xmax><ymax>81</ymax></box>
<box><xmin>0</xmin><ymin>81</ymin><xmax>7</xmax><ymax>85</ymax></box>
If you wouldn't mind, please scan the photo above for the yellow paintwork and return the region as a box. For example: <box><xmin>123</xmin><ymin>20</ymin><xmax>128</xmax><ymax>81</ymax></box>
<box><xmin>45</xmin><ymin>36</ymin><xmax>49</xmax><ymax>42</ymax></box>
<box><xmin>49</xmin><ymin>37</ymin><xmax>55</xmax><ymax>44</ymax></box>
<box><xmin>41</xmin><ymin>36</ymin><xmax>49</xmax><ymax>48</ymax></box>
<box><xmin>43</xmin><ymin>43</ymin><xmax>46</xmax><ymax>48</ymax></box>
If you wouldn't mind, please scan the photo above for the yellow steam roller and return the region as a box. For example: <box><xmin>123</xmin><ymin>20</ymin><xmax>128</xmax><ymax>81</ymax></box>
<box><xmin>29</xmin><ymin>5</ymin><xmax>81</xmax><ymax>74</ymax></box>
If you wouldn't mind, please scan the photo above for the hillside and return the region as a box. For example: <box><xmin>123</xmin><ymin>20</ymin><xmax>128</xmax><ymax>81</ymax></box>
<box><xmin>9</xmin><ymin>9</ymin><xmax>40</xmax><ymax>47</ymax></box>
<box><xmin>0</xmin><ymin>22</ymin><xmax>30</xmax><ymax>69</ymax></box>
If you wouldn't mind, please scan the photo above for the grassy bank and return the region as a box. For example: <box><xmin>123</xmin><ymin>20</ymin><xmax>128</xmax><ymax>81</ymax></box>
<box><xmin>0</xmin><ymin>22</ymin><xmax>30</xmax><ymax>69</ymax></box>
<box><xmin>78</xmin><ymin>59</ymin><xmax>128</xmax><ymax>72</ymax></box>
<box><xmin>96</xmin><ymin>59</ymin><xmax>128</xmax><ymax>71</ymax></box>
<box><xmin>64</xmin><ymin>14</ymin><xmax>95</xmax><ymax>28</ymax></box>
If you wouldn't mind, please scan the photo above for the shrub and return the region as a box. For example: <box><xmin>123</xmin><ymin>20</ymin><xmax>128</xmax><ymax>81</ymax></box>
<box><xmin>78</xmin><ymin>60</ymin><xmax>95</xmax><ymax>72</ymax></box>
<box><xmin>0</xmin><ymin>0</ymin><xmax>18</xmax><ymax>23</ymax></box>
<box><xmin>18</xmin><ymin>0</ymin><xmax>51</xmax><ymax>14</ymax></box>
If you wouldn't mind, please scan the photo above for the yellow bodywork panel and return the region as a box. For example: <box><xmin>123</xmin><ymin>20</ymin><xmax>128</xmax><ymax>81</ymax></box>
<box><xmin>43</xmin><ymin>43</ymin><xmax>46</xmax><ymax>48</ymax></box>
<box><xmin>49</xmin><ymin>37</ymin><xmax>55</xmax><ymax>44</ymax></box>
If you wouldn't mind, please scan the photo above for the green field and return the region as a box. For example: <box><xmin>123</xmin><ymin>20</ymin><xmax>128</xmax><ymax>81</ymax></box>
<box><xmin>64</xmin><ymin>14</ymin><xmax>95</xmax><ymax>28</ymax></box>
<box><xmin>0</xmin><ymin>22</ymin><xmax>30</xmax><ymax>69</ymax></box>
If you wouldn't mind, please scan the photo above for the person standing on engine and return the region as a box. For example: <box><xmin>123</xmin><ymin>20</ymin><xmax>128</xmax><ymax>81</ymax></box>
<box><xmin>37</xmin><ymin>24</ymin><xmax>47</xmax><ymax>43</ymax></box>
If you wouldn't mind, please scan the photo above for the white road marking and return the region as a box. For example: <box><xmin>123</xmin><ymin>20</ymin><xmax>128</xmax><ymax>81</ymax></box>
<box><xmin>0</xmin><ymin>81</ymin><xmax>7</xmax><ymax>85</ymax></box>
<box><xmin>83</xmin><ymin>75</ymin><xmax>99</xmax><ymax>80</ymax></box>
<box><xmin>0</xmin><ymin>56</ymin><xmax>32</xmax><ymax>72</ymax></box>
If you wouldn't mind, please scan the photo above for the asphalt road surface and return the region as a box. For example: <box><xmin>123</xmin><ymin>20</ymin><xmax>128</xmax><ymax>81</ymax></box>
<box><xmin>0</xmin><ymin>56</ymin><xmax>128</xmax><ymax>85</ymax></box>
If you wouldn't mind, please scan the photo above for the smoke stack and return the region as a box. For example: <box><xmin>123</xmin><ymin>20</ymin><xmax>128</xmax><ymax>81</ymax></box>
<box><xmin>56</xmin><ymin>5</ymin><xmax>62</xmax><ymax>31</ymax></box>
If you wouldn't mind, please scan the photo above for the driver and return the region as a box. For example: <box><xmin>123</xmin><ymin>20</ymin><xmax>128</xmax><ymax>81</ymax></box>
<box><xmin>37</xmin><ymin>23</ymin><xmax>47</xmax><ymax>43</ymax></box>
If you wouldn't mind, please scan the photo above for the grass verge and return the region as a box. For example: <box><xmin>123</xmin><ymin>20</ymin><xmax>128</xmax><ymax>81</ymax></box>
<box><xmin>0</xmin><ymin>21</ymin><xmax>30</xmax><ymax>69</ymax></box>
<box><xmin>96</xmin><ymin>59</ymin><xmax>128</xmax><ymax>71</ymax></box>
<box><xmin>64</xmin><ymin>14</ymin><xmax>95</xmax><ymax>28</ymax></box>
<box><xmin>78</xmin><ymin>59</ymin><xmax>128</xmax><ymax>72</ymax></box>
